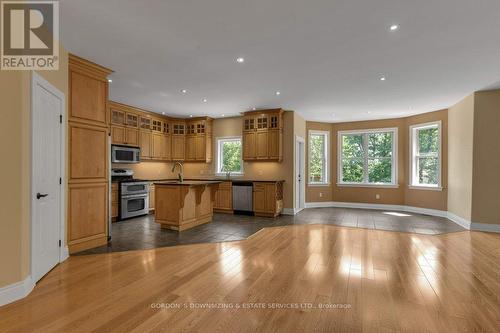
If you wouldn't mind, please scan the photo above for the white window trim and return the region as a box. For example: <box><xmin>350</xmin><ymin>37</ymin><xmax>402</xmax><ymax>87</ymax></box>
<box><xmin>215</xmin><ymin>136</ymin><xmax>244</xmax><ymax>176</ymax></box>
<box><xmin>337</xmin><ymin>127</ymin><xmax>398</xmax><ymax>188</ymax></box>
<box><xmin>409</xmin><ymin>121</ymin><xmax>442</xmax><ymax>190</ymax></box>
<box><xmin>308</xmin><ymin>130</ymin><xmax>330</xmax><ymax>186</ymax></box>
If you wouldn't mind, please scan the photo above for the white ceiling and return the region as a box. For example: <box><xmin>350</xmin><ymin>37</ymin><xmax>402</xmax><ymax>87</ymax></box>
<box><xmin>60</xmin><ymin>0</ymin><xmax>500</xmax><ymax>122</ymax></box>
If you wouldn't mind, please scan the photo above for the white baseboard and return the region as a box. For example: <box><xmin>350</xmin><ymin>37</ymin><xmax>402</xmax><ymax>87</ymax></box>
<box><xmin>60</xmin><ymin>246</ymin><xmax>69</xmax><ymax>262</ymax></box>
<box><xmin>446</xmin><ymin>212</ymin><xmax>471</xmax><ymax>229</ymax></box>
<box><xmin>282</xmin><ymin>207</ymin><xmax>305</xmax><ymax>216</ymax></box>
<box><xmin>471</xmin><ymin>223</ymin><xmax>500</xmax><ymax>233</ymax></box>
<box><xmin>0</xmin><ymin>276</ymin><xmax>34</xmax><ymax>307</ymax></box>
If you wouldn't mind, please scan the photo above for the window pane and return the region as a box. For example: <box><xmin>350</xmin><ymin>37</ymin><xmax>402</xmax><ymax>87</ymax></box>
<box><xmin>309</xmin><ymin>134</ymin><xmax>325</xmax><ymax>183</ymax></box>
<box><xmin>418</xmin><ymin>157</ymin><xmax>438</xmax><ymax>185</ymax></box>
<box><xmin>368</xmin><ymin>159</ymin><xmax>392</xmax><ymax>183</ymax></box>
<box><xmin>342</xmin><ymin>159</ymin><xmax>363</xmax><ymax>183</ymax></box>
<box><xmin>418</xmin><ymin>127</ymin><xmax>438</xmax><ymax>155</ymax></box>
<box><xmin>342</xmin><ymin>134</ymin><xmax>363</xmax><ymax>158</ymax></box>
<box><xmin>368</xmin><ymin>132</ymin><xmax>393</xmax><ymax>158</ymax></box>
<box><xmin>220</xmin><ymin>140</ymin><xmax>241</xmax><ymax>172</ymax></box>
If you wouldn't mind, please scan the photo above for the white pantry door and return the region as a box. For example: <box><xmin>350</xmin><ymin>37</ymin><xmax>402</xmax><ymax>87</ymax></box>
<box><xmin>31</xmin><ymin>73</ymin><xmax>64</xmax><ymax>283</ymax></box>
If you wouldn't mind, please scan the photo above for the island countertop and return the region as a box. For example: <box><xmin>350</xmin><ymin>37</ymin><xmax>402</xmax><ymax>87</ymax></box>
<box><xmin>153</xmin><ymin>180</ymin><xmax>222</xmax><ymax>186</ymax></box>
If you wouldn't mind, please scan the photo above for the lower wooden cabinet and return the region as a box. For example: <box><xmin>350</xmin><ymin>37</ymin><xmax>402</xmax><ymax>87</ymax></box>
<box><xmin>111</xmin><ymin>182</ymin><xmax>119</xmax><ymax>222</ymax></box>
<box><xmin>214</xmin><ymin>181</ymin><xmax>233</xmax><ymax>213</ymax></box>
<box><xmin>68</xmin><ymin>182</ymin><xmax>108</xmax><ymax>253</ymax></box>
<box><xmin>253</xmin><ymin>181</ymin><xmax>284</xmax><ymax>217</ymax></box>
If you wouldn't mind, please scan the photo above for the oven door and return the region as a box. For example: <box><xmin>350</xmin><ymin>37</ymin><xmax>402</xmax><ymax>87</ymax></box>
<box><xmin>121</xmin><ymin>182</ymin><xmax>149</xmax><ymax>196</ymax></box>
<box><xmin>112</xmin><ymin>145</ymin><xmax>140</xmax><ymax>164</ymax></box>
<box><xmin>121</xmin><ymin>194</ymin><xmax>149</xmax><ymax>219</ymax></box>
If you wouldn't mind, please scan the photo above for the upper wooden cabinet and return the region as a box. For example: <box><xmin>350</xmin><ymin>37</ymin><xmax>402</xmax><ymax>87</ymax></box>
<box><xmin>184</xmin><ymin>117</ymin><xmax>213</xmax><ymax>162</ymax></box>
<box><xmin>69</xmin><ymin>55</ymin><xmax>112</xmax><ymax>128</ymax></box>
<box><xmin>242</xmin><ymin>109</ymin><xmax>284</xmax><ymax>162</ymax></box>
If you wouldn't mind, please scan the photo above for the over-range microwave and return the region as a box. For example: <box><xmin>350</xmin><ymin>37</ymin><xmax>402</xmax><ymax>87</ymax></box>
<box><xmin>111</xmin><ymin>145</ymin><xmax>140</xmax><ymax>164</ymax></box>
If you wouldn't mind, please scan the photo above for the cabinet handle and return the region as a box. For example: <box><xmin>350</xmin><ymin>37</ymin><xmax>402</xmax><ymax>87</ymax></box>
<box><xmin>36</xmin><ymin>193</ymin><xmax>48</xmax><ymax>199</ymax></box>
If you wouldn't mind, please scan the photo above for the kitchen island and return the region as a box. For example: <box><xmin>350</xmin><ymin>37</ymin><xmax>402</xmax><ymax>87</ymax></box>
<box><xmin>154</xmin><ymin>180</ymin><xmax>222</xmax><ymax>231</ymax></box>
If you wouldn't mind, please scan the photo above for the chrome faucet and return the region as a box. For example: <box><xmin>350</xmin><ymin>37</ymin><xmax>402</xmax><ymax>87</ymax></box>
<box><xmin>171</xmin><ymin>162</ymin><xmax>184</xmax><ymax>182</ymax></box>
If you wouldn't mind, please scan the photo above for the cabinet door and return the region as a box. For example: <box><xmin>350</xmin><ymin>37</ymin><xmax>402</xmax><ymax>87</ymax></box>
<box><xmin>70</xmin><ymin>71</ymin><xmax>108</xmax><ymax>126</ymax></box>
<box><xmin>172</xmin><ymin>135</ymin><xmax>185</xmax><ymax>160</ymax></box>
<box><xmin>111</xmin><ymin>109</ymin><xmax>126</xmax><ymax>126</ymax></box>
<box><xmin>267</xmin><ymin>129</ymin><xmax>280</xmax><ymax>159</ymax></box>
<box><xmin>152</xmin><ymin>133</ymin><xmax>163</xmax><ymax>160</ymax></box>
<box><xmin>185</xmin><ymin>136</ymin><xmax>196</xmax><ymax>160</ymax></box>
<box><xmin>162</xmin><ymin>135</ymin><xmax>171</xmax><ymax>160</ymax></box>
<box><xmin>253</xmin><ymin>183</ymin><xmax>266</xmax><ymax>213</ymax></box>
<box><xmin>126</xmin><ymin>128</ymin><xmax>139</xmax><ymax>146</ymax></box>
<box><xmin>243</xmin><ymin>131</ymin><xmax>256</xmax><ymax>160</ymax></box>
<box><xmin>265</xmin><ymin>183</ymin><xmax>276</xmax><ymax>213</ymax></box>
<box><xmin>139</xmin><ymin>131</ymin><xmax>152</xmax><ymax>159</ymax></box>
<box><xmin>195</xmin><ymin>136</ymin><xmax>206</xmax><ymax>161</ymax></box>
<box><xmin>256</xmin><ymin>131</ymin><xmax>268</xmax><ymax>159</ymax></box>
<box><xmin>111</xmin><ymin>126</ymin><xmax>126</xmax><ymax>145</ymax></box>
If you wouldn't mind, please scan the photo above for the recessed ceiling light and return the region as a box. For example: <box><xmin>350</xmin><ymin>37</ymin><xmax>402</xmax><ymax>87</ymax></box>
<box><xmin>108</xmin><ymin>79</ymin><xmax>112</xmax><ymax>83</ymax></box>
<box><xmin>202</xmin><ymin>98</ymin><xmax>207</xmax><ymax>103</ymax></box>
<box><xmin>275</xmin><ymin>91</ymin><xmax>281</xmax><ymax>95</ymax></box>
<box><xmin>221</xmin><ymin>114</ymin><xmax>225</xmax><ymax>117</ymax></box>
<box><xmin>189</xmin><ymin>115</ymin><xmax>193</xmax><ymax>118</ymax></box>
<box><xmin>380</xmin><ymin>77</ymin><xmax>386</xmax><ymax>81</ymax></box>
<box><xmin>162</xmin><ymin>112</ymin><xmax>165</xmax><ymax>115</ymax></box>
<box><xmin>181</xmin><ymin>89</ymin><xmax>187</xmax><ymax>93</ymax></box>
<box><xmin>252</xmin><ymin>107</ymin><xmax>256</xmax><ymax>111</ymax></box>
<box><xmin>390</xmin><ymin>24</ymin><xmax>399</xmax><ymax>31</ymax></box>
<box><xmin>236</xmin><ymin>57</ymin><xmax>245</xmax><ymax>63</ymax></box>
<box><xmin>367</xmin><ymin>111</ymin><xmax>372</xmax><ymax>114</ymax></box>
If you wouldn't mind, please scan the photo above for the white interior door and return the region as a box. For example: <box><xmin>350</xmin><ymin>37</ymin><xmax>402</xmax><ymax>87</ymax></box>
<box><xmin>296</xmin><ymin>137</ymin><xmax>305</xmax><ymax>211</ymax></box>
<box><xmin>32</xmin><ymin>73</ymin><xmax>64</xmax><ymax>283</ymax></box>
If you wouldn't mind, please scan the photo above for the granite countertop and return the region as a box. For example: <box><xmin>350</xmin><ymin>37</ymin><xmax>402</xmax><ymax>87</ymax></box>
<box><xmin>113</xmin><ymin>178</ymin><xmax>284</xmax><ymax>183</ymax></box>
<box><xmin>154</xmin><ymin>180</ymin><xmax>223</xmax><ymax>186</ymax></box>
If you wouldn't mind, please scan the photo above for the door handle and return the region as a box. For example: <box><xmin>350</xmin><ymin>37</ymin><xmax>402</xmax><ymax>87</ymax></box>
<box><xmin>36</xmin><ymin>193</ymin><xmax>49</xmax><ymax>199</ymax></box>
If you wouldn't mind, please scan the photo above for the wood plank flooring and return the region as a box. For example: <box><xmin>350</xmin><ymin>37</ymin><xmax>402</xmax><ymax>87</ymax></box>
<box><xmin>1</xmin><ymin>225</ymin><xmax>499</xmax><ymax>332</ymax></box>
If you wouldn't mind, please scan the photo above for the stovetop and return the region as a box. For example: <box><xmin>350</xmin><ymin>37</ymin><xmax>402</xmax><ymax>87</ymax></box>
<box><xmin>112</xmin><ymin>176</ymin><xmax>150</xmax><ymax>183</ymax></box>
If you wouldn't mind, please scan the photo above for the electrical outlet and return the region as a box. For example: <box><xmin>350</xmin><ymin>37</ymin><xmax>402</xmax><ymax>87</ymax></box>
<box><xmin>200</xmin><ymin>170</ymin><xmax>204</xmax><ymax>175</ymax></box>
<box><xmin>319</xmin><ymin>192</ymin><xmax>323</xmax><ymax>198</ymax></box>
<box><xmin>258</xmin><ymin>170</ymin><xmax>263</xmax><ymax>176</ymax></box>
<box><xmin>375</xmin><ymin>194</ymin><xmax>380</xmax><ymax>200</ymax></box>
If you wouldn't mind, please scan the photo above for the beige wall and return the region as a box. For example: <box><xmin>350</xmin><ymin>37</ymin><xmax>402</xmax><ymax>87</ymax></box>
<box><xmin>471</xmin><ymin>90</ymin><xmax>500</xmax><ymax>225</ymax></box>
<box><xmin>0</xmin><ymin>50</ymin><xmax>69</xmax><ymax>288</ymax></box>
<box><xmin>447</xmin><ymin>94</ymin><xmax>474</xmax><ymax>221</ymax></box>
<box><xmin>306</xmin><ymin>110</ymin><xmax>448</xmax><ymax>210</ymax></box>
<box><xmin>404</xmin><ymin>110</ymin><xmax>448</xmax><ymax>210</ymax></box>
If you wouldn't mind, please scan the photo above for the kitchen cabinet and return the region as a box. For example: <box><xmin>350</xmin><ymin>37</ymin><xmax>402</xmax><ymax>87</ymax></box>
<box><xmin>111</xmin><ymin>126</ymin><xmax>139</xmax><ymax>146</ymax></box>
<box><xmin>242</xmin><ymin>109</ymin><xmax>283</xmax><ymax>161</ymax></box>
<box><xmin>68</xmin><ymin>54</ymin><xmax>112</xmax><ymax>254</ymax></box>
<box><xmin>214</xmin><ymin>181</ymin><xmax>233</xmax><ymax>213</ymax></box>
<box><xmin>139</xmin><ymin>130</ymin><xmax>152</xmax><ymax>159</ymax></box>
<box><xmin>111</xmin><ymin>182</ymin><xmax>119</xmax><ymax>221</ymax></box>
<box><xmin>253</xmin><ymin>181</ymin><xmax>284</xmax><ymax>217</ymax></box>
<box><xmin>171</xmin><ymin>122</ymin><xmax>186</xmax><ymax>160</ymax></box>
<box><xmin>184</xmin><ymin>117</ymin><xmax>213</xmax><ymax>162</ymax></box>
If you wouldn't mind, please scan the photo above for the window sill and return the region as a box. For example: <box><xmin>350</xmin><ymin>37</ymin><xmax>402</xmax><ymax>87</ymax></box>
<box><xmin>215</xmin><ymin>173</ymin><xmax>244</xmax><ymax>178</ymax></box>
<box><xmin>337</xmin><ymin>183</ymin><xmax>399</xmax><ymax>189</ymax></box>
<box><xmin>307</xmin><ymin>182</ymin><xmax>331</xmax><ymax>187</ymax></box>
<box><xmin>408</xmin><ymin>185</ymin><xmax>443</xmax><ymax>191</ymax></box>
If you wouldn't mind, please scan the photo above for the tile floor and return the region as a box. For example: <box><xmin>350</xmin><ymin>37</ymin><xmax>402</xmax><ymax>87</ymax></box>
<box><xmin>76</xmin><ymin>207</ymin><xmax>465</xmax><ymax>255</ymax></box>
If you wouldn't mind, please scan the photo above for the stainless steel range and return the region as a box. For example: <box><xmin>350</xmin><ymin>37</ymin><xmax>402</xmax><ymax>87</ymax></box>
<box><xmin>111</xmin><ymin>169</ymin><xmax>150</xmax><ymax>220</ymax></box>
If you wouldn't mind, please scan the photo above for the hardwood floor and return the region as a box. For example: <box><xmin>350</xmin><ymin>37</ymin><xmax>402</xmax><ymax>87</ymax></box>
<box><xmin>1</xmin><ymin>225</ymin><xmax>499</xmax><ymax>332</ymax></box>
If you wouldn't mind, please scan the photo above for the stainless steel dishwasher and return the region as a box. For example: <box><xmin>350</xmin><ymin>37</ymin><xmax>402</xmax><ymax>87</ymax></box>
<box><xmin>232</xmin><ymin>182</ymin><xmax>254</xmax><ymax>215</ymax></box>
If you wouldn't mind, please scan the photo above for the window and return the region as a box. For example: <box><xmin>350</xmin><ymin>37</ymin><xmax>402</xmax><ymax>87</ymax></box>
<box><xmin>338</xmin><ymin>128</ymin><xmax>398</xmax><ymax>186</ymax></box>
<box><xmin>308</xmin><ymin>130</ymin><xmax>329</xmax><ymax>185</ymax></box>
<box><xmin>409</xmin><ymin>122</ymin><xmax>441</xmax><ymax>189</ymax></box>
<box><xmin>216</xmin><ymin>137</ymin><xmax>243</xmax><ymax>175</ymax></box>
